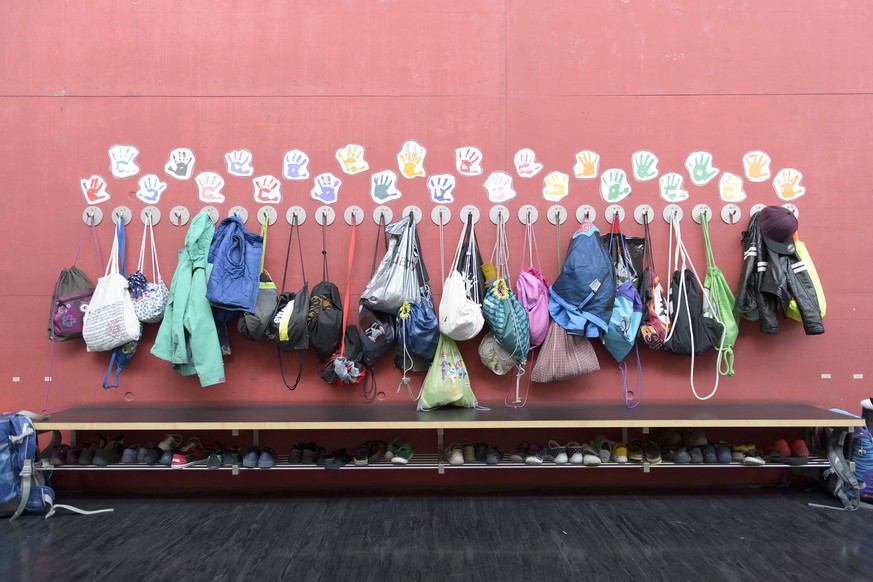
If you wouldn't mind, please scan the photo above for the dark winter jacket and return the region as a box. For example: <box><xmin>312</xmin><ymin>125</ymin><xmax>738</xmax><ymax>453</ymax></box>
<box><xmin>735</xmin><ymin>213</ymin><xmax>823</xmax><ymax>335</ymax></box>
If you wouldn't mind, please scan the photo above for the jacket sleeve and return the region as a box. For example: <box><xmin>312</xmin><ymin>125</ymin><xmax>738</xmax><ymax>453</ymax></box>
<box><xmin>784</xmin><ymin>254</ymin><xmax>825</xmax><ymax>335</ymax></box>
<box><xmin>184</xmin><ymin>266</ymin><xmax>226</xmax><ymax>387</ymax></box>
<box><xmin>734</xmin><ymin>215</ymin><xmax>760</xmax><ymax>315</ymax></box>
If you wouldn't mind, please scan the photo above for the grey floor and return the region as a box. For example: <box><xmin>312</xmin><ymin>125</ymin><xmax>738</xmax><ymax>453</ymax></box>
<box><xmin>3</xmin><ymin>487</ymin><xmax>871</xmax><ymax>582</ymax></box>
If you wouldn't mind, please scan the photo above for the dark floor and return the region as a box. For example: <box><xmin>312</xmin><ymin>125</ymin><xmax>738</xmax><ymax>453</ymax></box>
<box><xmin>3</xmin><ymin>487</ymin><xmax>871</xmax><ymax>582</ymax></box>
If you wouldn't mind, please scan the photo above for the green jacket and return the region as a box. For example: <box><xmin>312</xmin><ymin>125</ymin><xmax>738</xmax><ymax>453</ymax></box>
<box><xmin>151</xmin><ymin>213</ymin><xmax>225</xmax><ymax>387</ymax></box>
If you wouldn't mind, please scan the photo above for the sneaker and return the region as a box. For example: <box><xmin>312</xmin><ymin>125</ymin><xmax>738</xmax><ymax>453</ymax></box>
<box><xmin>566</xmin><ymin>441</ymin><xmax>585</xmax><ymax>465</ymax></box>
<box><xmin>545</xmin><ymin>440</ymin><xmax>568</xmax><ymax>464</ymax></box>
<box><xmin>77</xmin><ymin>442</ymin><xmax>98</xmax><ymax>466</ymax></box>
<box><xmin>159</xmin><ymin>448</ymin><xmax>176</xmax><ymax>466</ymax></box>
<box><xmin>384</xmin><ymin>437</ymin><xmax>404</xmax><ymax>461</ymax></box>
<box><xmin>65</xmin><ymin>444</ymin><xmax>85</xmax><ymax>465</ymax></box>
<box><xmin>157</xmin><ymin>433</ymin><xmax>183</xmax><ymax>452</ymax></box>
<box><xmin>302</xmin><ymin>442</ymin><xmax>324</xmax><ymax>465</ymax></box>
<box><xmin>243</xmin><ymin>447</ymin><xmax>260</xmax><ymax>468</ymax></box>
<box><xmin>324</xmin><ymin>448</ymin><xmax>352</xmax><ymax>470</ymax></box>
<box><xmin>171</xmin><ymin>438</ymin><xmax>204</xmax><ymax>468</ymax></box>
<box><xmin>653</xmin><ymin>428</ymin><xmax>683</xmax><ymax>448</ymax></box>
<box><xmin>702</xmin><ymin>444</ymin><xmax>717</xmax><ymax>463</ymax></box>
<box><xmin>581</xmin><ymin>443</ymin><xmax>601</xmax><ymax>466</ymax></box>
<box><xmin>93</xmin><ymin>436</ymin><xmax>125</xmax><ymax>466</ymax></box>
<box><xmin>142</xmin><ymin>446</ymin><xmax>163</xmax><ymax>465</ymax></box>
<box><xmin>485</xmin><ymin>446</ymin><xmax>503</xmax><ymax>465</ymax></box>
<box><xmin>627</xmin><ymin>441</ymin><xmax>644</xmax><ymax>463</ymax></box>
<box><xmin>391</xmin><ymin>441</ymin><xmax>414</xmax><ymax>465</ymax></box>
<box><xmin>611</xmin><ymin>442</ymin><xmax>628</xmax><ymax>464</ymax></box>
<box><xmin>715</xmin><ymin>443</ymin><xmax>733</xmax><ymax>464</ymax></box>
<box><xmin>49</xmin><ymin>445</ymin><xmax>70</xmax><ymax>467</ymax></box>
<box><xmin>461</xmin><ymin>440</ymin><xmax>477</xmax><ymax>463</ymax></box>
<box><xmin>682</xmin><ymin>428</ymin><xmax>708</xmax><ymax>448</ymax></box>
<box><xmin>789</xmin><ymin>439</ymin><xmax>810</xmax><ymax>458</ymax></box>
<box><xmin>288</xmin><ymin>442</ymin><xmax>306</xmax><ymax>465</ymax></box>
<box><xmin>353</xmin><ymin>444</ymin><xmax>370</xmax><ymax>466</ymax></box>
<box><xmin>689</xmin><ymin>446</ymin><xmax>704</xmax><ymax>464</ymax></box>
<box><xmin>444</xmin><ymin>443</ymin><xmax>464</xmax><ymax>466</ymax></box>
<box><xmin>509</xmin><ymin>441</ymin><xmax>530</xmax><ymax>463</ymax></box>
<box><xmin>121</xmin><ymin>444</ymin><xmax>141</xmax><ymax>464</ymax></box>
<box><xmin>223</xmin><ymin>446</ymin><xmax>242</xmax><ymax>466</ymax></box>
<box><xmin>642</xmin><ymin>441</ymin><xmax>662</xmax><ymax>465</ymax></box>
<box><xmin>525</xmin><ymin>443</ymin><xmax>543</xmax><ymax>465</ymax></box>
<box><xmin>136</xmin><ymin>444</ymin><xmax>155</xmax><ymax>464</ymax></box>
<box><xmin>475</xmin><ymin>443</ymin><xmax>488</xmax><ymax>463</ymax></box>
<box><xmin>732</xmin><ymin>444</ymin><xmax>756</xmax><ymax>463</ymax></box>
<box><xmin>594</xmin><ymin>435</ymin><xmax>614</xmax><ymax>463</ymax></box>
<box><xmin>207</xmin><ymin>450</ymin><xmax>224</xmax><ymax>469</ymax></box>
<box><xmin>257</xmin><ymin>448</ymin><xmax>277</xmax><ymax>469</ymax></box>
<box><xmin>671</xmin><ymin>446</ymin><xmax>691</xmax><ymax>464</ymax></box>
<box><xmin>367</xmin><ymin>440</ymin><xmax>387</xmax><ymax>463</ymax></box>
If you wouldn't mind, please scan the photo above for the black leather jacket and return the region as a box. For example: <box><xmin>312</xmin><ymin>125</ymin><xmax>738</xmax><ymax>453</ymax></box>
<box><xmin>735</xmin><ymin>213</ymin><xmax>824</xmax><ymax>335</ymax></box>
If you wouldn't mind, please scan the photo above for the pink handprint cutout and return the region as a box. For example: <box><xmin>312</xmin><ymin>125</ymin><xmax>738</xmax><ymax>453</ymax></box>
<box><xmin>80</xmin><ymin>175</ymin><xmax>111</xmax><ymax>204</ymax></box>
<box><xmin>253</xmin><ymin>175</ymin><xmax>282</xmax><ymax>203</ymax></box>
<box><xmin>195</xmin><ymin>171</ymin><xmax>226</xmax><ymax>203</ymax></box>
<box><xmin>513</xmin><ymin>148</ymin><xmax>544</xmax><ymax>178</ymax></box>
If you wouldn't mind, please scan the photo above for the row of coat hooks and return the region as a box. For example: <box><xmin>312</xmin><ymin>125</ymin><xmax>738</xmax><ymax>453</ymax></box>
<box><xmin>81</xmin><ymin>202</ymin><xmax>799</xmax><ymax>228</ymax></box>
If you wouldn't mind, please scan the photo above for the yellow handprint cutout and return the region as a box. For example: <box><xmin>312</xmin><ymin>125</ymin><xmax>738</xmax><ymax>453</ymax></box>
<box><xmin>542</xmin><ymin>171</ymin><xmax>569</xmax><ymax>202</ymax></box>
<box><xmin>773</xmin><ymin>168</ymin><xmax>806</xmax><ymax>201</ymax></box>
<box><xmin>335</xmin><ymin>144</ymin><xmax>369</xmax><ymax>175</ymax></box>
<box><xmin>718</xmin><ymin>172</ymin><xmax>746</xmax><ymax>202</ymax></box>
<box><xmin>573</xmin><ymin>150</ymin><xmax>599</xmax><ymax>179</ymax></box>
<box><xmin>743</xmin><ymin>150</ymin><xmax>771</xmax><ymax>182</ymax></box>
<box><xmin>397</xmin><ymin>140</ymin><xmax>427</xmax><ymax>178</ymax></box>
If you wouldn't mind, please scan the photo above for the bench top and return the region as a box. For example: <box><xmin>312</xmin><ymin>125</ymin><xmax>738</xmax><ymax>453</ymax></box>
<box><xmin>32</xmin><ymin>403</ymin><xmax>863</xmax><ymax>431</ymax></box>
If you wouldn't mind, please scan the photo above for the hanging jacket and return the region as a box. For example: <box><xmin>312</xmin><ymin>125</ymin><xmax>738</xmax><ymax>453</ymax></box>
<box><xmin>206</xmin><ymin>216</ymin><xmax>263</xmax><ymax>312</ymax></box>
<box><xmin>735</xmin><ymin>213</ymin><xmax>823</xmax><ymax>335</ymax></box>
<box><xmin>151</xmin><ymin>213</ymin><xmax>226</xmax><ymax>387</ymax></box>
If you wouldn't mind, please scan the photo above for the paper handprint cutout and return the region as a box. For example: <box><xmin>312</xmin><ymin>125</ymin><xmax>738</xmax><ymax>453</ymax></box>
<box><xmin>542</xmin><ymin>171</ymin><xmax>569</xmax><ymax>202</ymax></box>
<box><xmin>195</xmin><ymin>172</ymin><xmax>226</xmax><ymax>204</ymax></box>
<box><xmin>599</xmin><ymin>169</ymin><xmax>632</xmax><ymax>203</ymax></box>
<box><xmin>225</xmin><ymin>149</ymin><xmax>254</xmax><ymax>177</ymax></box>
<box><xmin>483</xmin><ymin>172</ymin><xmax>516</xmax><ymax>203</ymax></box>
<box><xmin>659</xmin><ymin>172</ymin><xmax>689</xmax><ymax>202</ymax></box>
<box><xmin>335</xmin><ymin>144</ymin><xmax>369</xmax><ymax>175</ymax></box>
<box><xmin>253</xmin><ymin>175</ymin><xmax>282</xmax><ymax>204</ymax></box>
<box><xmin>514</xmin><ymin>148</ymin><xmax>543</xmax><ymax>178</ymax></box>
<box><xmin>136</xmin><ymin>174</ymin><xmax>167</xmax><ymax>204</ymax></box>
<box><xmin>108</xmin><ymin>145</ymin><xmax>140</xmax><ymax>179</ymax></box>
<box><xmin>311</xmin><ymin>173</ymin><xmax>342</xmax><ymax>204</ymax></box>
<box><xmin>397</xmin><ymin>141</ymin><xmax>427</xmax><ymax>178</ymax></box>
<box><xmin>573</xmin><ymin>150</ymin><xmax>600</xmax><ymax>179</ymax></box>
<box><xmin>164</xmin><ymin>148</ymin><xmax>195</xmax><ymax>180</ymax></box>
<box><xmin>719</xmin><ymin>172</ymin><xmax>747</xmax><ymax>202</ymax></box>
<box><xmin>80</xmin><ymin>175</ymin><xmax>111</xmax><ymax>204</ymax></box>
<box><xmin>283</xmin><ymin>150</ymin><xmax>310</xmax><ymax>180</ymax></box>
<box><xmin>455</xmin><ymin>147</ymin><xmax>483</xmax><ymax>176</ymax></box>
<box><xmin>685</xmin><ymin>151</ymin><xmax>719</xmax><ymax>186</ymax></box>
<box><xmin>632</xmin><ymin>150</ymin><xmax>659</xmax><ymax>182</ymax></box>
<box><xmin>370</xmin><ymin>170</ymin><xmax>401</xmax><ymax>203</ymax></box>
<box><xmin>427</xmin><ymin>174</ymin><xmax>456</xmax><ymax>204</ymax></box>
<box><xmin>743</xmin><ymin>150</ymin><xmax>771</xmax><ymax>182</ymax></box>
<box><xmin>773</xmin><ymin>168</ymin><xmax>806</xmax><ymax>201</ymax></box>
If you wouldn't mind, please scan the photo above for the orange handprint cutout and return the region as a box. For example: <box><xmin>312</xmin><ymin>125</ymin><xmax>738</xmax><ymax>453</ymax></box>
<box><xmin>397</xmin><ymin>140</ymin><xmax>427</xmax><ymax>178</ymax></box>
<box><xmin>743</xmin><ymin>150</ymin><xmax>771</xmax><ymax>182</ymax></box>
<box><xmin>573</xmin><ymin>150</ymin><xmax>599</xmax><ymax>179</ymax></box>
<box><xmin>773</xmin><ymin>168</ymin><xmax>806</xmax><ymax>201</ymax></box>
<box><xmin>335</xmin><ymin>144</ymin><xmax>369</xmax><ymax>175</ymax></box>
<box><xmin>80</xmin><ymin>174</ymin><xmax>111</xmax><ymax>204</ymax></box>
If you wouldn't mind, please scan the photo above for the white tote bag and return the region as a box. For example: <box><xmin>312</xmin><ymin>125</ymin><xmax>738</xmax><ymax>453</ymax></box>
<box><xmin>82</xmin><ymin>220</ymin><xmax>141</xmax><ymax>352</ymax></box>
<box><xmin>438</xmin><ymin>217</ymin><xmax>484</xmax><ymax>340</ymax></box>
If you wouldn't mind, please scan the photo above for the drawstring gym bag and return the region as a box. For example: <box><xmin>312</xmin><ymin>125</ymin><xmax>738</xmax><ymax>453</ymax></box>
<box><xmin>638</xmin><ymin>218</ymin><xmax>669</xmax><ymax>349</ymax></box>
<box><xmin>49</xmin><ymin>217</ymin><xmax>101</xmax><ymax>342</ymax></box>
<box><xmin>307</xmin><ymin>217</ymin><xmax>343</xmax><ymax>362</ymax></box>
<box><xmin>237</xmin><ymin>215</ymin><xmax>279</xmax><ymax>342</ymax></box>
<box><xmin>357</xmin><ymin>215</ymin><xmax>396</xmax><ymax>366</ymax></box>
<box><xmin>439</xmin><ymin>213</ymin><xmax>485</xmax><ymax>341</ymax></box>
<box><xmin>128</xmin><ymin>213</ymin><xmax>169</xmax><ymax>324</ymax></box>
<box><xmin>516</xmin><ymin>217</ymin><xmax>550</xmax><ymax>349</ymax></box>
<box><xmin>701</xmin><ymin>212</ymin><xmax>739</xmax><ymax>376</ymax></box>
<box><xmin>418</xmin><ymin>334</ymin><xmax>484</xmax><ymax>411</ymax></box>
<box><xmin>395</xmin><ymin>215</ymin><xmax>439</xmax><ymax>362</ymax></box>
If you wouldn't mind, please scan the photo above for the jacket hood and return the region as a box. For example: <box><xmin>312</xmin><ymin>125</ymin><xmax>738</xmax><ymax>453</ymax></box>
<box><xmin>184</xmin><ymin>212</ymin><xmax>215</xmax><ymax>266</ymax></box>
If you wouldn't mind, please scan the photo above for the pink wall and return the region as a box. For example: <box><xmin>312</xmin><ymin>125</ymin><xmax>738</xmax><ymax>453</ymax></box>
<box><xmin>2</xmin><ymin>1</ymin><xmax>871</xmax><ymax>415</ymax></box>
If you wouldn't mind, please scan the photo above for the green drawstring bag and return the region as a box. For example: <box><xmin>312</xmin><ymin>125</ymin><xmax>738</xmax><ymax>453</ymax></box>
<box><xmin>417</xmin><ymin>334</ymin><xmax>484</xmax><ymax>411</ymax></box>
<box><xmin>701</xmin><ymin>214</ymin><xmax>739</xmax><ymax>376</ymax></box>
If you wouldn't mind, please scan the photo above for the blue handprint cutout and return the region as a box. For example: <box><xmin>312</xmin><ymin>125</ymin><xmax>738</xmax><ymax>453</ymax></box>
<box><xmin>370</xmin><ymin>170</ymin><xmax>401</xmax><ymax>203</ymax></box>
<box><xmin>224</xmin><ymin>149</ymin><xmax>254</xmax><ymax>177</ymax></box>
<box><xmin>427</xmin><ymin>174</ymin><xmax>456</xmax><ymax>203</ymax></box>
<box><xmin>136</xmin><ymin>174</ymin><xmax>167</xmax><ymax>204</ymax></box>
<box><xmin>282</xmin><ymin>149</ymin><xmax>310</xmax><ymax>180</ymax></box>
<box><xmin>310</xmin><ymin>173</ymin><xmax>342</xmax><ymax>204</ymax></box>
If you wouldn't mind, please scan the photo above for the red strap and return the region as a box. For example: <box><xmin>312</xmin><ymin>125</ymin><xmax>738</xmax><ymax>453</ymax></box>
<box><xmin>337</xmin><ymin>219</ymin><xmax>357</xmax><ymax>355</ymax></box>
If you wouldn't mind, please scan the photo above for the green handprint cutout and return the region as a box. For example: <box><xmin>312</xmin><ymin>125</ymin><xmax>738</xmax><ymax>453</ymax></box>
<box><xmin>632</xmin><ymin>150</ymin><xmax>659</xmax><ymax>181</ymax></box>
<box><xmin>599</xmin><ymin>169</ymin><xmax>631</xmax><ymax>202</ymax></box>
<box><xmin>658</xmin><ymin>172</ymin><xmax>689</xmax><ymax>202</ymax></box>
<box><xmin>684</xmin><ymin>151</ymin><xmax>719</xmax><ymax>186</ymax></box>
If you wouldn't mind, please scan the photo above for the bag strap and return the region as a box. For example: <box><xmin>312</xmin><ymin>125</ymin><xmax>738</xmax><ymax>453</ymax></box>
<box><xmin>701</xmin><ymin>212</ymin><xmax>734</xmax><ymax>377</ymax></box>
<box><xmin>337</xmin><ymin>216</ymin><xmax>357</xmax><ymax>357</ymax></box>
<box><xmin>369</xmin><ymin>212</ymin><xmax>387</xmax><ymax>277</ymax></box>
<box><xmin>701</xmin><ymin>212</ymin><xmax>717</xmax><ymax>271</ymax></box>
<box><xmin>491</xmin><ymin>210</ymin><xmax>510</xmax><ymax>281</ymax></box>
<box><xmin>320</xmin><ymin>214</ymin><xmax>328</xmax><ymax>281</ymax></box>
<box><xmin>280</xmin><ymin>213</ymin><xmax>305</xmax><ymax>292</ymax></box>
<box><xmin>615</xmin><ymin>214</ymin><xmax>637</xmax><ymax>281</ymax></box>
<box><xmin>103</xmin><ymin>351</ymin><xmax>122</xmax><ymax>390</ymax></box>
<box><xmin>556</xmin><ymin>212</ymin><xmax>564</xmax><ymax>271</ymax></box>
<box><xmin>73</xmin><ymin>214</ymin><xmax>103</xmax><ymax>270</ymax></box>
<box><xmin>259</xmin><ymin>213</ymin><xmax>269</xmax><ymax>274</ymax></box>
<box><xmin>620</xmin><ymin>344</ymin><xmax>643</xmax><ymax>409</ymax></box>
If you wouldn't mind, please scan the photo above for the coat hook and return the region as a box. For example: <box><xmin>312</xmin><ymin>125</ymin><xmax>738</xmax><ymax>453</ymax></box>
<box><xmin>526</xmin><ymin>209</ymin><xmax>532</xmax><ymax>225</ymax></box>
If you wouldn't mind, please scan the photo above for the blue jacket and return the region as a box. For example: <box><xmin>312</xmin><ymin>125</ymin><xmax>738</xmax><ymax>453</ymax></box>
<box><xmin>549</xmin><ymin>222</ymin><xmax>615</xmax><ymax>338</ymax></box>
<box><xmin>206</xmin><ymin>216</ymin><xmax>263</xmax><ymax>312</ymax></box>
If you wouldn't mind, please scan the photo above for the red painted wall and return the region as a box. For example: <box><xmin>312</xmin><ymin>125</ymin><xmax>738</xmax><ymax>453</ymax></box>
<box><xmin>2</xmin><ymin>1</ymin><xmax>871</xmax><ymax>417</ymax></box>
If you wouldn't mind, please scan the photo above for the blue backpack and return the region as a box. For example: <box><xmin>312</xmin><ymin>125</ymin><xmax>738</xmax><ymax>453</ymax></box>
<box><xmin>1</xmin><ymin>412</ymin><xmax>113</xmax><ymax>520</ymax></box>
<box><xmin>549</xmin><ymin>222</ymin><xmax>615</xmax><ymax>338</ymax></box>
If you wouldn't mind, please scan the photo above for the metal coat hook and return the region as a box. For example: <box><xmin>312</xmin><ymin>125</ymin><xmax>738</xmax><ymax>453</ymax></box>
<box><xmin>82</xmin><ymin>206</ymin><xmax>104</xmax><ymax>226</ymax></box>
<box><xmin>720</xmin><ymin>204</ymin><xmax>742</xmax><ymax>225</ymax></box>
<box><xmin>489</xmin><ymin>205</ymin><xmax>508</xmax><ymax>225</ymax></box>
<box><xmin>228</xmin><ymin>206</ymin><xmax>248</xmax><ymax>224</ymax></box>
<box><xmin>430</xmin><ymin>205</ymin><xmax>451</xmax><ymax>226</ymax></box>
<box><xmin>634</xmin><ymin>204</ymin><xmax>654</xmax><ymax>225</ymax></box>
<box><xmin>169</xmin><ymin>206</ymin><xmax>190</xmax><ymax>227</ymax></box>
<box><xmin>257</xmin><ymin>206</ymin><xmax>278</xmax><ymax>226</ymax></box>
<box><xmin>111</xmin><ymin>206</ymin><xmax>132</xmax><ymax>225</ymax></box>
<box><xmin>140</xmin><ymin>206</ymin><xmax>161</xmax><ymax>226</ymax></box>
<box><xmin>692</xmin><ymin>204</ymin><xmax>712</xmax><ymax>224</ymax></box>
<box><xmin>576</xmin><ymin>205</ymin><xmax>596</xmax><ymax>223</ymax></box>
<box><xmin>604</xmin><ymin>205</ymin><xmax>625</xmax><ymax>225</ymax></box>
<box><xmin>663</xmin><ymin>204</ymin><xmax>684</xmax><ymax>223</ymax></box>
<box><xmin>284</xmin><ymin>206</ymin><xmax>306</xmax><ymax>225</ymax></box>
<box><xmin>344</xmin><ymin>206</ymin><xmax>364</xmax><ymax>225</ymax></box>
<box><xmin>315</xmin><ymin>206</ymin><xmax>335</xmax><ymax>226</ymax></box>
<box><xmin>458</xmin><ymin>205</ymin><xmax>480</xmax><ymax>224</ymax></box>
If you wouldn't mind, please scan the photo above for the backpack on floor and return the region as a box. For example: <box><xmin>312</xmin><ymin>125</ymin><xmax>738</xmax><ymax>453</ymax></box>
<box><xmin>0</xmin><ymin>412</ymin><xmax>113</xmax><ymax>520</ymax></box>
<box><xmin>807</xmin><ymin>428</ymin><xmax>862</xmax><ymax>512</ymax></box>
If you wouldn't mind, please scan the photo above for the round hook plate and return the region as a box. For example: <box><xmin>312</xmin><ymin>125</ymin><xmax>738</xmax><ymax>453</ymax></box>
<box><xmin>692</xmin><ymin>204</ymin><xmax>713</xmax><ymax>224</ymax></box>
<box><xmin>663</xmin><ymin>204</ymin><xmax>683</xmax><ymax>223</ymax></box>
<box><xmin>721</xmin><ymin>204</ymin><xmax>742</xmax><ymax>225</ymax></box>
<box><xmin>547</xmin><ymin>205</ymin><xmax>567</xmax><ymax>225</ymax></box>
<box><xmin>782</xmin><ymin>203</ymin><xmax>799</xmax><ymax>218</ymax></box>
<box><xmin>228</xmin><ymin>206</ymin><xmax>248</xmax><ymax>223</ymax></box>
<box><xmin>576</xmin><ymin>205</ymin><xmax>596</xmax><ymax>223</ymax></box>
<box><xmin>373</xmin><ymin>205</ymin><xmax>394</xmax><ymax>225</ymax></box>
<box><xmin>111</xmin><ymin>206</ymin><xmax>132</xmax><ymax>226</ymax></box>
<box><xmin>518</xmin><ymin>205</ymin><xmax>538</xmax><ymax>225</ymax></box>
<box><xmin>200</xmin><ymin>206</ymin><xmax>220</xmax><ymax>224</ymax></box>
<box><xmin>402</xmin><ymin>205</ymin><xmax>422</xmax><ymax>223</ymax></box>
<box><xmin>82</xmin><ymin>206</ymin><xmax>103</xmax><ymax>226</ymax></box>
<box><xmin>140</xmin><ymin>206</ymin><xmax>161</xmax><ymax>226</ymax></box>
<box><xmin>489</xmin><ymin>205</ymin><xmax>509</xmax><ymax>225</ymax></box>
<box><xmin>604</xmin><ymin>205</ymin><xmax>625</xmax><ymax>224</ymax></box>
<box><xmin>750</xmin><ymin>203</ymin><xmax>767</xmax><ymax>217</ymax></box>
<box><xmin>431</xmin><ymin>205</ymin><xmax>451</xmax><ymax>226</ymax></box>
<box><xmin>634</xmin><ymin>204</ymin><xmax>654</xmax><ymax>225</ymax></box>
<box><xmin>315</xmin><ymin>206</ymin><xmax>335</xmax><ymax>226</ymax></box>
<box><xmin>169</xmin><ymin>206</ymin><xmax>190</xmax><ymax>227</ymax></box>
<box><xmin>257</xmin><ymin>206</ymin><xmax>278</xmax><ymax>226</ymax></box>
<box><xmin>286</xmin><ymin>206</ymin><xmax>306</xmax><ymax>225</ymax></box>
<box><xmin>459</xmin><ymin>205</ymin><xmax>480</xmax><ymax>224</ymax></box>
<box><xmin>344</xmin><ymin>205</ymin><xmax>364</xmax><ymax>225</ymax></box>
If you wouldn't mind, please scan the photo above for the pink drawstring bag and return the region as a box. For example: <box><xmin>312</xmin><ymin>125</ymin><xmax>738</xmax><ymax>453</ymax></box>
<box><xmin>516</xmin><ymin>219</ymin><xmax>550</xmax><ymax>349</ymax></box>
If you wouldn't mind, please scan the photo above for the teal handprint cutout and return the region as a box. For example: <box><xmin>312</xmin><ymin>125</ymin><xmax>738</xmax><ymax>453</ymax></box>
<box><xmin>599</xmin><ymin>168</ymin><xmax>631</xmax><ymax>202</ymax></box>
<box><xmin>632</xmin><ymin>150</ymin><xmax>659</xmax><ymax>182</ymax></box>
<box><xmin>684</xmin><ymin>151</ymin><xmax>719</xmax><ymax>186</ymax></box>
<box><xmin>658</xmin><ymin>172</ymin><xmax>689</xmax><ymax>202</ymax></box>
